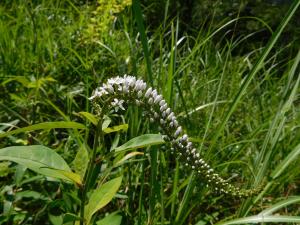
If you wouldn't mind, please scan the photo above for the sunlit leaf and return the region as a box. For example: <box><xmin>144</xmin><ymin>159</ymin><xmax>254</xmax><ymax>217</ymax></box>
<box><xmin>102</xmin><ymin>116</ymin><xmax>112</xmax><ymax>130</ymax></box>
<box><xmin>114</xmin><ymin>134</ymin><xmax>164</xmax><ymax>152</ymax></box>
<box><xmin>215</xmin><ymin>215</ymin><xmax>300</xmax><ymax>224</ymax></box>
<box><xmin>50</xmin><ymin>169</ymin><xmax>82</xmax><ymax>186</ymax></box>
<box><xmin>114</xmin><ymin>152</ymin><xmax>144</xmax><ymax>167</ymax></box>
<box><xmin>96</xmin><ymin>212</ymin><xmax>122</xmax><ymax>225</ymax></box>
<box><xmin>78</xmin><ymin>112</ymin><xmax>98</xmax><ymax>125</ymax></box>
<box><xmin>103</xmin><ymin>124</ymin><xmax>128</xmax><ymax>134</ymax></box>
<box><xmin>72</xmin><ymin>145</ymin><xmax>89</xmax><ymax>179</ymax></box>
<box><xmin>84</xmin><ymin>176</ymin><xmax>123</xmax><ymax>225</ymax></box>
<box><xmin>0</xmin><ymin>145</ymin><xmax>78</xmax><ymax>183</ymax></box>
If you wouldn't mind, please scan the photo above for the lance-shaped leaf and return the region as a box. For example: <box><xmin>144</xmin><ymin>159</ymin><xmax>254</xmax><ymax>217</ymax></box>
<box><xmin>0</xmin><ymin>145</ymin><xmax>81</xmax><ymax>184</ymax></box>
<box><xmin>114</xmin><ymin>134</ymin><xmax>164</xmax><ymax>152</ymax></box>
<box><xmin>84</xmin><ymin>176</ymin><xmax>123</xmax><ymax>225</ymax></box>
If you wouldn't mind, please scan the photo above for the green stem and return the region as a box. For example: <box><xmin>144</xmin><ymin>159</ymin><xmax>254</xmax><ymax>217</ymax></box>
<box><xmin>80</xmin><ymin>119</ymin><xmax>103</xmax><ymax>225</ymax></box>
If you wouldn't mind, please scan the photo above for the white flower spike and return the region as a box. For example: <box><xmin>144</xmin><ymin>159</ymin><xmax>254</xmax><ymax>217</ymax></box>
<box><xmin>90</xmin><ymin>75</ymin><xmax>262</xmax><ymax>197</ymax></box>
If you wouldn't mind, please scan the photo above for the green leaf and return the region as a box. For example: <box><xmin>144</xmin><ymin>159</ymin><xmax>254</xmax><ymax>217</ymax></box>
<box><xmin>96</xmin><ymin>212</ymin><xmax>122</xmax><ymax>225</ymax></box>
<box><xmin>0</xmin><ymin>145</ymin><xmax>78</xmax><ymax>183</ymax></box>
<box><xmin>0</xmin><ymin>161</ymin><xmax>12</xmax><ymax>177</ymax></box>
<box><xmin>49</xmin><ymin>213</ymin><xmax>63</xmax><ymax>225</ymax></box>
<box><xmin>1</xmin><ymin>76</ymin><xmax>30</xmax><ymax>86</ymax></box>
<box><xmin>102</xmin><ymin>116</ymin><xmax>112</xmax><ymax>130</ymax></box>
<box><xmin>271</xmin><ymin>143</ymin><xmax>300</xmax><ymax>179</ymax></box>
<box><xmin>15</xmin><ymin>190</ymin><xmax>49</xmax><ymax>201</ymax></box>
<box><xmin>259</xmin><ymin>196</ymin><xmax>300</xmax><ymax>216</ymax></box>
<box><xmin>84</xmin><ymin>176</ymin><xmax>123</xmax><ymax>225</ymax></box>
<box><xmin>114</xmin><ymin>134</ymin><xmax>164</xmax><ymax>152</ymax></box>
<box><xmin>216</xmin><ymin>196</ymin><xmax>300</xmax><ymax>225</ymax></box>
<box><xmin>63</xmin><ymin>213</ymin><xmax>81</xmax><ymax>223</ymax></box>
<box><xmin>78</xmin><ymin>112</ymin><xmax>98</xmax><ymax>126</ymax></box>
<box><xmin>103</xmin><ymin>124</ymin><xmax>128</xmax><ymax>134</ymax></box>
<box><xmin>0</xmin><ymin>122</ymin><xmax>86</xmax><ymax>138</ymax></box>
<box><xmin>215</xmin><ymin>215</ymin><xmax>300</xmax><ymax>224</ymax></box>
<box><xmin>50</xmin><ymin>169</ymin><xmax>82</xmax><ymax>186</ymax></box>
<box><xmin>72</xmin><ymin>145</ymin><xmax>89</xmax><ymax>179</ymax></box>
<box><xmin>114</xmin><ymin>152</ymin><xmax>144</xmax><ymax>167</ymax></box>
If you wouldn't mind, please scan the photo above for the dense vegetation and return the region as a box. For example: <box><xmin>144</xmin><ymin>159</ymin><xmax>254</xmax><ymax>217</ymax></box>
<box><xmin>0</xmin><ymin>0</ymin><xmax>299</xmax><ymax>224</ymax></box>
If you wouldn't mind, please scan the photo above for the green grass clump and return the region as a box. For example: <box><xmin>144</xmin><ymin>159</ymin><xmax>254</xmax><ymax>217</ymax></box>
<box><xmin>0</xmin><ymin>0</ymin><xmax>300</xmax><ymax>224</ymax></box>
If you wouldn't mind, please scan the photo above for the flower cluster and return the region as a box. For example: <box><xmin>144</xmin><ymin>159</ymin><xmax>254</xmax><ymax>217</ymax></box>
<box><xmin>90</xmin><ymin>75</ymin><xmax>258</xmax><ymax>197</ymax></box>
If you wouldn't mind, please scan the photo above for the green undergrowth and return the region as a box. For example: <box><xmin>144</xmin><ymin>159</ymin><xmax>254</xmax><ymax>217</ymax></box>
<box><xmin>0</xmin><ymin>0</ymin><xmax>299</xmax><ymax>224</ymax></box>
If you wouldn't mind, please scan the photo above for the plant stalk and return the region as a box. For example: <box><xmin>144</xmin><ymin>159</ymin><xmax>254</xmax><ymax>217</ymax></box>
<box><xmin>80</xmin><ymin>119</ymin><xmax>103</xmax><ymax>225</ymax></box>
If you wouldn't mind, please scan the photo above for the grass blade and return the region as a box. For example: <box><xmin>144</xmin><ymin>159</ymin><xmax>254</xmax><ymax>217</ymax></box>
<box><xmin>132</xmin><ymin>0</ymin><xmax>153</xmax><ymax>84</ymax></box>
<box><xmin>0</xmin><ymin>121</ymin><xmax>86</xmax><ymax>138</ymax></box>
<box><xmin>259</xmin><ymin>196</ymin><xmax>300</xmax><ymax>216</ymax></box>
<box><xmin>210</xmin><ymin>0</ymin><xmax>300</xmax><ymax>149</ymax></box>
<box><xmin>216</xmin><ymin>215</ymin><xmax>300</xmax><ymax>225</ymax></box>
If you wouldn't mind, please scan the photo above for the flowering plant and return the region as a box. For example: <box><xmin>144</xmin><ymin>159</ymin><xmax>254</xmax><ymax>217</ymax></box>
<box><xmin>89</xmin><ymin>75</ymin><xmax>260</xmax><ymax>197</ymax></box>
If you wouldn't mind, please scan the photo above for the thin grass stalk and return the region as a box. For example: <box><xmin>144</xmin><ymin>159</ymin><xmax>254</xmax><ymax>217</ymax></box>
<box><xmin>138</xmin><ymin>155</ymin><xmax>146</xmax><ymax>225</ymax></box>
<box><xmin>201</xmin><ymin>44</ymin><xmax>231</xmax><ymax>157</ymax></box>
<box><xmin>159</xmin><ymin>152</ymin><xmax>165</xmax><ymax>225</ymax></box>
<box><xmin>174</xmin><ymin>172</ymin><xmax>195</xmax><ymax>225</ymax></box>
<box><xmin>149</xmin><ymin>147</ymin><xmax>158</xmax><ymax>224</ymax></box>
<box><xmin>170</xmin><ymin>159</ymin><xmax>179</xmax><ymax>219</ymax></box>
<box><xmin>163</xmin><ymin>0</ymin><xmax>170</xmax><ymax>29</ymax></box>
<box><xmin>132</xmin><ymin>0</ymin><xmax>153</xmax><ymax>85</ymax></box>
<box><xmin>166</xmin><ymin>21</ymin><xmax>175</xmax><ymax>104</ymax></box>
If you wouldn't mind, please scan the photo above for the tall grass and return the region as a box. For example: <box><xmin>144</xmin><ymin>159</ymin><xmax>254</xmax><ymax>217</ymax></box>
<box><xmin>0</xmin><ymin>0</ymin><xmax>300</xmax><ymax>224</ymax></box>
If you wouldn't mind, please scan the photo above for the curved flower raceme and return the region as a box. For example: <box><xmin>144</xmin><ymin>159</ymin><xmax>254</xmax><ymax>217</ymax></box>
<box><xmin>90</xmin><ymin>75</ymin><xmax>259</xmax><ymax>197</ymax></box>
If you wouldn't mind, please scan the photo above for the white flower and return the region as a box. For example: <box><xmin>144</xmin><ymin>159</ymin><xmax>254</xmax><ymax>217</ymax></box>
<box><xmin>137</xmin><ymin>90</ymin><xmax>143</xmax><ymax>98</ymax></box>
<box><xmin>154</xmin><ymin>95</ymin><xmax>162</xmax><ymax>104</ymax></box>
<box><xmin>165</xmin><ymin>108</ymin><xmax>171</xmax><ymax>115</ymax></box>
<box><xmin>104</xmin><ymin>84</ymin><xmax>114</xmax><ymax>93</ymax></box>
<box><xmin>145</xmin><ymin>87</ymin><xmax>152</xmax><ymax>98</ymax></box>
<box><xmin>181</xmin><ymin>134</ymin><xmax>188</xmax><ymax>142</ymax></box>
<box><xmin>159</xmin><ymin>100</ymin><xmax>166</xmax><ymax>106</ymax></box>
<box><xmin>167</xmin><ymin>112</ymin><xmax>174</xmax><ymax>121</ymax></box>
<box><xmin>174</xmin><ymin>126</ymin><xmax>182</xmax><ymax>138</ymax></box>
<box><xmin>108</xmin><ymin>76</ymin><xmax>124</xmax><ymax>85</ymax></box>
<box><xmin>134</xmin><ymin>79</ymin><xmax>146</xmax><ymax>91</ymax></box>
<box><xmin>111</xmin><ymin>98</ymin><xmax>125</xmax><ymax>112</ymax></box>
<box><xmin>148</xmin><ymin>97</ymin><xmax>154</xmax><ymax>105</ymax></box>
<box><xmin>173</xmin><ymin>119</ymin><xmax>178</xmax><ymax>128</ymax></box>
<box><xmin>124</xmin><ymin>75</ymin><xmax>136</xmax><ymax>87</ymax></box>
<box><xmin>191</xmin><ymin>148</ymin><xmax>196</xmax><ymax>154</ymax></box>
<box><xmin>151</xmin><ymin>89</ymin><xmax>157</xmax><ymax>98</ymax></box>
<box><xmin>160</xmin><ymin>104</ymin><xmax>167</xmax><ymax>112</ymax></box>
